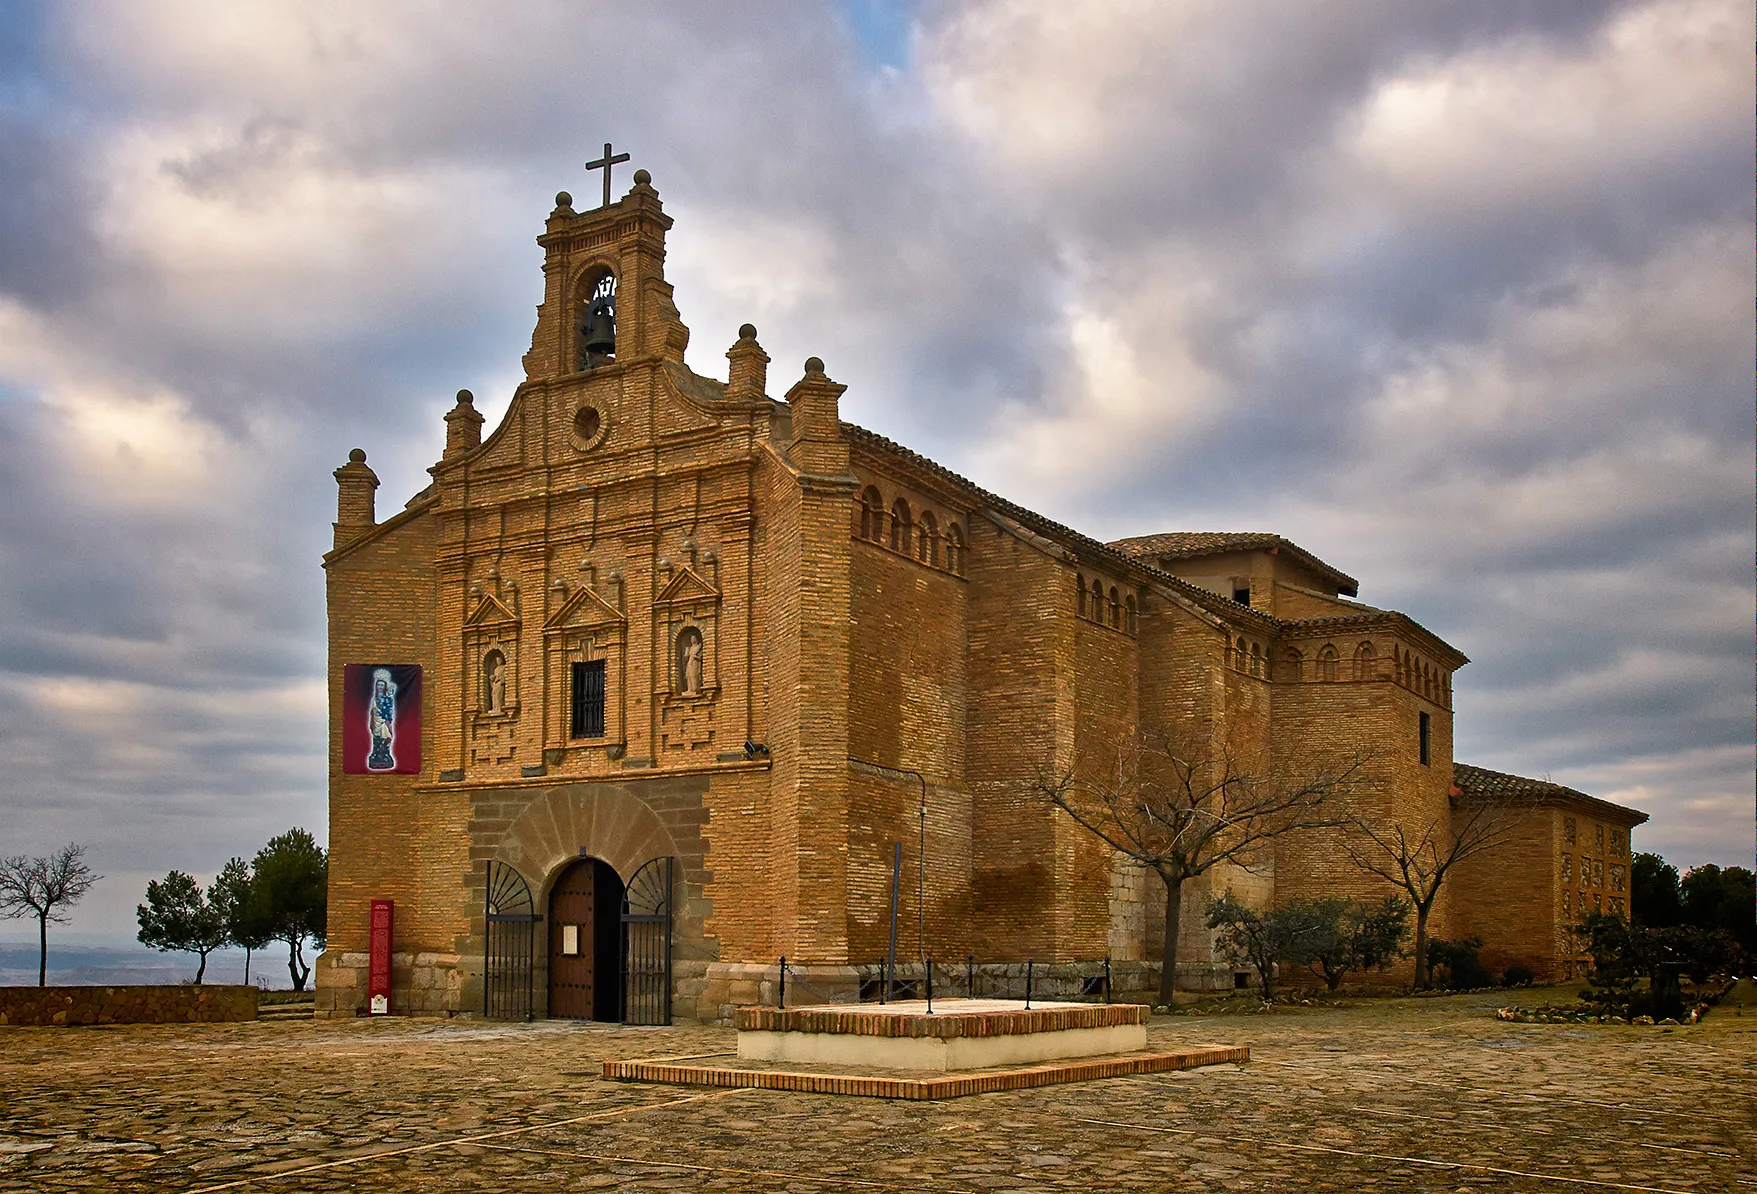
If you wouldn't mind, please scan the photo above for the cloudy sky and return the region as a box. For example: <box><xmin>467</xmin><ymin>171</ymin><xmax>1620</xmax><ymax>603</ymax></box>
<box><xmin>0</xmin><ymin>0</ymin><xmax>1748</xmax><ymax>948</ymax></box>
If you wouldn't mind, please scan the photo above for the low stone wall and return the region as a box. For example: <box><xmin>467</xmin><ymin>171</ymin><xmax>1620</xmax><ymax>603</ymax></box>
<box><xmin>0</xmin><ymin>985</ymin><xmax>258</xmax><ymax>1027</ymax></box>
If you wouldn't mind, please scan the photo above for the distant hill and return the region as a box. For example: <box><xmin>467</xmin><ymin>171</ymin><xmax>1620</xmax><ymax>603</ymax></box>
<box><xmin>0</xmin><ymin>941</ymin><xmax>293</xmax><ymax>989</ymax></box>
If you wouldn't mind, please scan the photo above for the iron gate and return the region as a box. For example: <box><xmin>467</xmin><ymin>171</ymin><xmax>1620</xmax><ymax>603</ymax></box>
<box><xmin>484</xmin><ymin>860</ymin><xmax>540</xmax><ymax>1020</ymax></box>
<box><xmin>620</xmin><ymin>855</ymin><xmax>673</xmax><ymax>1025</ymax></box>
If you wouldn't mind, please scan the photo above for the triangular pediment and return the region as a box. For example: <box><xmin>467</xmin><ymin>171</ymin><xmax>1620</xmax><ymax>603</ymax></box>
<box><xmin>544</xmin><ymin>584</ymin><xmax>626</xmax><ymax>631</ymax></box>
<box><xmin>466</xmin><ymin>592</ymin><xmax>517</xmax><ymax>627</ymax></box>
<box><xmin>655</xmin><ymin>567</ymin><xmax>720</xmax><ymax>607</ymax></box>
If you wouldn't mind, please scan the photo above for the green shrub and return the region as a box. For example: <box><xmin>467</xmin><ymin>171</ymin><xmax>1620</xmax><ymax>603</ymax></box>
<box><xmin>1427</xmin><ymin>937</ymin><xmax>1492</xmax><ymax>989</ymax></box>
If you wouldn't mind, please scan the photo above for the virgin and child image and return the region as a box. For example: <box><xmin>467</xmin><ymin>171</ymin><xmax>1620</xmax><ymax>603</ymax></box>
<box><xmin>341</xmin><ymin>663</ymin><xmax>422</xmax><ymax>774</ymax></box>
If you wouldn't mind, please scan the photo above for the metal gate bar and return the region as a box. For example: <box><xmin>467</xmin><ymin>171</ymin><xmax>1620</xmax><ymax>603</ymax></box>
<box><xmin>620</xmin><ymin>855</ymin><xmax>673</xmax><ymax>1025</ymax></box>
<box><xmin>484</xmin><ymin>860</ymin><xmax>541</xmax><ymax>1020</ymax></box>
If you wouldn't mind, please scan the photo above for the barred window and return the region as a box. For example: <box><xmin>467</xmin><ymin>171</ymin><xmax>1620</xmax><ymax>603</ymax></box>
<box><xmin>570</xmin><ymin>660</ymin><xmax>606</xmax><ymax>738</ymax></box>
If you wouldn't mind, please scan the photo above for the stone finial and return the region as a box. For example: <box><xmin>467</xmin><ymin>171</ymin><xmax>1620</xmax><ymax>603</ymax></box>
<box><xmin>444</xmin><ymin>389</ymin><xmax>485</xmax><ymax>459</ymax></box>
<box><xmin>727</xmin><ymin>323</ymin><xmax>769</xmax><ymax>402</ymax></box>
<box><xmin>554</xmin><ymin>191</ymin><xmax>574</xmax><ymax>212</ymax></box>
<box><xmin>785</xmin><ymin>359</ymin><xmax>848</xmax><ymax>475</ymax></box>
<box><xmin>332</xmin><ymin>449</ymin><xmax>380</xmax><ymax>549</ymax></box>
<box><xmin>632</xmin><ymin>169</ymin><xmax>652</xmax><ymax>186</ymax></box>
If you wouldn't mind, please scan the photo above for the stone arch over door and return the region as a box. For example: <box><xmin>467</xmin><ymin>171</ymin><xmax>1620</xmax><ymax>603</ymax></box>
<box><xmin>496</xmin><ymin>783</ymin><xmax>683</xmax><ymax>899</ymax></box>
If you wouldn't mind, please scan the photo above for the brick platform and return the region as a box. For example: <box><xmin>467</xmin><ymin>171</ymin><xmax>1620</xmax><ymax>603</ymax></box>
<box><xmin>603</xmin><ymin>1044</ymin><xmax>1249</xmax><ymax>1099</ymax></box>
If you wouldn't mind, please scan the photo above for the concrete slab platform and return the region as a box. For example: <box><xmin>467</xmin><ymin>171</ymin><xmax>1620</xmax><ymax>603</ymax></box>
<box><xmin>602</xmin><ymin>1044</ymin><xmax>1250</xmax><ymax>1100</ymax></box>
<box><xmin>736</xmin><ymin>999</ymin><xmax>1151</xmax><ymax>1070</ymax></box>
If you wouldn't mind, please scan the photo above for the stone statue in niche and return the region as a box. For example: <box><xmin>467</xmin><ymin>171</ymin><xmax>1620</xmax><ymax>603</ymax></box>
<box><xmin>484</xmin><ymin>650</ymin><xmax>506</xmax><ymax>714</ymax></box>
<box><xmin>677</xmin><ymin>627</ymin><xmax>703</xmax><ymax>696</ymax></box>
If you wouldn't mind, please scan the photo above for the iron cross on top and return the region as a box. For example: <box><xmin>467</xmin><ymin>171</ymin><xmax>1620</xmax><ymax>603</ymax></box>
<box><xmin>585</xmin><ymin>142</ymin><xmax>631</xmax><ymax>209</ymax></box>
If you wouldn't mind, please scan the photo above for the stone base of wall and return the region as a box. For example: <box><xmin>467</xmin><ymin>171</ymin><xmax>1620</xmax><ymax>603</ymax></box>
<box><xmin>314</xmin><ymin>950</ymin><xmax>463</xmax><ymax>1018</ymax></box>
<box><xmin>0</xmin><ymin>985</ymin><xmax>257</xmax><ymax>1026</ymax></box>
<box><xmin>694</xmin><ymin>963</ymin><xmax>861</xmax><ymax>1025</ymax></box>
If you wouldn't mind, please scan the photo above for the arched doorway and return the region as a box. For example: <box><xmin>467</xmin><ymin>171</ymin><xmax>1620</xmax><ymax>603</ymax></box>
<box><xmin>547</xmin><ymin>858</ymin><xmax>624</xmax><ymax>1020</ymax></box>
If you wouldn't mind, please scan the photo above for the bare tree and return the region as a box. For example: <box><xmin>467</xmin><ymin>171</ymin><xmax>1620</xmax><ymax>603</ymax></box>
<box><xmin>0</xmin><ymin>844</ymin><xmax>102</xmax><ymax>986</ymax></box>
<box><xmin>1033</xmin><ymin>729</ymin><xmax>1364</xmax><ymax>1005</ymax></box>
<box><xmin>1343</xmin><ymin>800</ymin><xmax>1512</xmax><ymax>989</ymax></box>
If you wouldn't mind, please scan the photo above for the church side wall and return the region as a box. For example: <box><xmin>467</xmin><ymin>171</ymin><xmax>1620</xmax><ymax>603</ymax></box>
<box><xmin>964</xmin><ymin>518</ymin><xmax>1071</xmax><ymax>960</ymax></box>
<box><xmin>319</xmin><ymin>515</ymin><xmax>461</xmax><ymax>1017</ymax></box>
<box><xmin>1448</xmin><ymin>803</ymin><xmax>1559</xmax><ymax>981</ymax></box>
<box><xmin>1063</xmin><ymin>577</ymin><xmax>1141</xmax><ymax>960</ymax></box>
<box><xmin>846</xmin><ymin>517</ymin><xmax>971</xmax><ymax>964</ymax></box>
<box><xmin>1270</xmin><ymin>670</ymin><xmax>1453</xmax><ymax>987</ymax></box>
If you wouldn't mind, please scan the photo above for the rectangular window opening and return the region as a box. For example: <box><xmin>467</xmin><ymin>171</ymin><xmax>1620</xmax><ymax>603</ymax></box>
<box><xmin>571</xmin><ymin>659</ymin><xmax>606</xmax><ymax>738</ymax></box>
<box><xmin>1232</xmin><ymin>586</ymin><xmax>1251</xmax><ymax>605</ymax></box>
<box><xmin>1418</xmin><ymin>710</ymin><xmax>1431</xmax><ymax>766</ymax></box>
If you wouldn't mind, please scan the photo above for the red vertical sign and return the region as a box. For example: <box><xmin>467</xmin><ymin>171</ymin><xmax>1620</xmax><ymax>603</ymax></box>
<box><xmin>369</xmin><ymin>899</ymin><xmax>393</xmax><ymax>1015</ymax></box>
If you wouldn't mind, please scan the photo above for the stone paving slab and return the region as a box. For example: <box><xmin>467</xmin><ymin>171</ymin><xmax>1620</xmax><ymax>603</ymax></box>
<box><xmin>0</xmin><ymin>990</ymin><xmax>1752</xmax><ymax>1192</ymax></box>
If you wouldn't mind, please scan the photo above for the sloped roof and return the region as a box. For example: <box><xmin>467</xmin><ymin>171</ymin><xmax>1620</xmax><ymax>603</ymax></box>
<box><xmin>1108</xmin><ymin>531</ymin><xmax>1359</xmax><ymax>597</ymax></box>
<box><xmin>1453</xmin><ymin>763</ymin><xmax>1648</xmax><ymax>826</ymax></box>
<box><xmin>841</xmin><ymin>422</ymin><xmax>1278</xmax><ymax>630</ymax></box>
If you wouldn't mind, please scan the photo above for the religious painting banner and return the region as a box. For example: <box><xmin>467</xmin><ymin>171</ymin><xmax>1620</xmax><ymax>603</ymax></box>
<box><xmin>342</xmin><ymin>664</ymin><xmax>423</xmax><ymax>774</ymax></box>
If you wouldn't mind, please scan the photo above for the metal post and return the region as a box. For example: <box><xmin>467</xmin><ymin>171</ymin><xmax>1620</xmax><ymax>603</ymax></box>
<box><xmin>779</xmin><ymin>956</ymin><xmax>786</xmax><ymax>1010</ymax></box>
<box><xmin>967</xmin><ymin>954</ymin><xmax>974</xmax><ymax>1000</ymax></box>
<box><xmin>926</xmin><ymin>956</ymin><xmax>934</xmax><ymax>1014</ymax></box>
<box><xmin>1104</xmin><ymin>956</ymin><xmax>1112</xmax><ymax>1004</ymax></box>
<box><xmin>877</xmin><ymin>957</ymin><xmax>887</xmax><ymax>1004</ymax></box>
<box><xmin>886</xmin><ymin>842</ymin><xmax>902</xmax><ymax>1002</ymax></box>
<box><xmin>1026</xmin><ymin>959</ymin><xmax>1033</xmax><ymax>1009</ymax></box>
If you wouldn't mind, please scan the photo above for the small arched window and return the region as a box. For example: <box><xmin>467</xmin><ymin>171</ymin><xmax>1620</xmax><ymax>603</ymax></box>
<box><xmin>1091</xmin><ymin>578</ymin><xmax>1105</xmax><ymax>620</ymax></box>
<box><xmin>919</xmin><ymin>510</ymin><xmax>938</xmax><ymax>565</ymax></box>
<box><xmin>1317</xmin><ymin>645</ymin><xmax>1339</xmax><ymax>681</ymax></box>
<box><xmin>947</xmin><ymin>523</ymin><xmax>965</xmax><ymax>575</ymax></box>
<box><xmin>1077</xmin><ymin>574</ymin><xmax>1087</xmax><ymax>617</ymax></box>
<box><xmin>1108</xmin><ymin>586</ymin><xmax>1120</xmax><ymax>628</ymax></box>
<box><xmin>1249</xmin><ymin>642</ymin><xmax>1264</xmax><ymax>676</ymax></box>
<box><xmin>1280</xmin><ymin>647</ymin><xmax>1304</xmax><ymax>683</ymax></box>
<box><xmin>1125</xmin><ymin>594</ymin><xmax>1137</xmax><ymax>634</ymax></box>
<box><xmin>890</xmin><ymin>498</ymin><xmax>912</xmax><ymax>554</ymax></box>
<box><xmin>1353</xmin><ymin>641</ymin><xmax>1377</xmax><ymax>681</ymax></box>
<box><xmin>858</xmin><ymin>486</ymin><xmax>883</xmax><ymax>540</ymax></box>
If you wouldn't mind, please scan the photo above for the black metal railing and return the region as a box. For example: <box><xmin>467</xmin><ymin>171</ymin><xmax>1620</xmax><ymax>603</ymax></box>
<box><xmin>765</xmin><ymin>955</ymin><xmax>1117</xmax><ymax>1011</ymax></box>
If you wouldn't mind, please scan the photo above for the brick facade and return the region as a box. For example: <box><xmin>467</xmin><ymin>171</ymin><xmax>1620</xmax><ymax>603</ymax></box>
<box><xmin>319</xmin><ymin>176</ymin><xmax>1646</xmax><ymax>1020</ymax></box>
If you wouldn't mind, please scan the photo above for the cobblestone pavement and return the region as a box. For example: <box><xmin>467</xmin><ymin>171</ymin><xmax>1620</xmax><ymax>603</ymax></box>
<box><xmin>2</xmin><ymin>990</ymin><xmax>1752</xmax><ymax>1192</ymax></box>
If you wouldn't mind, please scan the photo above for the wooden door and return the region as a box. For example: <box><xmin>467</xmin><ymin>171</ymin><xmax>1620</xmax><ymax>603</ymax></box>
<box><xmin>548</xmin><ymin>862</ymin><xmax>596</xmax><ymax>1018</ymax></box>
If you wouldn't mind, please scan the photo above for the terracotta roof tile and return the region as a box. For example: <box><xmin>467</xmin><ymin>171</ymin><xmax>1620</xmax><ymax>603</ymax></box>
<box><xmin>1453</xmin><ymin>763</ymin><xmax>1648</xmax><ymax>826</ymax></box>
<box><xmin>1108</xmin><ymin>531</ymin><xmax>1359</xmax><ymax>597</ymax></box>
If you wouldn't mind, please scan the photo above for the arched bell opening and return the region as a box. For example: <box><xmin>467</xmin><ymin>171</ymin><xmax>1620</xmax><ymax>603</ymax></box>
<box><xmin>574</xmin><ymin>267</ymin><xmax>618</xmax><ymax>370</ymax></box>
<box><xmin>546</xmin><ymin>856</ymin><xmax>625</xmax><ymax>1020</ymax></box>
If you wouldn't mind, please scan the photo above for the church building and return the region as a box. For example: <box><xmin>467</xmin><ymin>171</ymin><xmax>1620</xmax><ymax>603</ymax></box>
<box><xmin>316</xmin><ymin>167</ymin><xmax>1645</xmax><ymax>1021</ymax></box>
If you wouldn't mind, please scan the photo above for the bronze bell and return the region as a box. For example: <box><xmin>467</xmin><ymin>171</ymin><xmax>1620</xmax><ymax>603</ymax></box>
<box><xmin>581</xmin><ymin>296</ymin><xmax>616</xmax><ymax>358</ymax></box>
